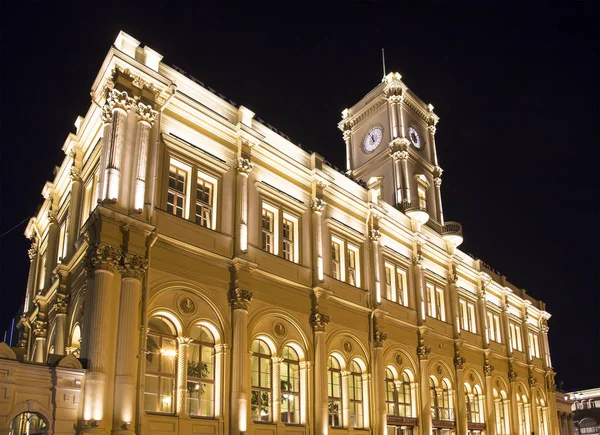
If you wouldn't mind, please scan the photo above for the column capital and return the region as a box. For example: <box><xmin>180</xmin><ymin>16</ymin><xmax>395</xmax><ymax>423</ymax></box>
<box><xmin>228</xmin><ymin>288</ymin><xmax>253</xmax><ymax>310</ymax></box>
<box><xmin>541</xmin><ymin>322</ymin><xmax>549</xmax><ymax>334</ymax></box>
<box><xmin>272</xmin><ymin>356</ymin><xmax>284</xmax><ymax>364</ymax></box>
<box><xmin>33</xmin><ymin>319</ymin><xmax>48</xmax><ymax>338</ymax></box>
<box><xmin>508</xmin><ymin>370</ymin><xmax>518</xmax><ymax>382</ymax></box>
<box><xmin>101</xmin><ymin>103</ymin><xmax>113</xmax><ymax>124</ymax></box>
<box><xmin>342</xmin><ymin>129</ymin><xmax>352</xmax><ymax>142</ymax></box>
<box><xmin>120</xmin><ymin>252</ymin><xmax>148</xmax><ymax>280</ymax></box>
<box><xmin>84</xmin><ymin>244</ymin><xmax>121</xmax><ymax>274</ymax></box>
<box><xmin>427</xmin><ymin>124</ymin><xmax>437</xmax><ymax>136</ymax></box>
<box><xmin>368</xmin><ymin>228</ymin><xmax>381</xmax><ymax>242</ymax></box>
<box><xmin>177</xmin><ymin>336</ymin><xmax>192</xmax><ymax>346</ymax></box>
<box><xmin>528</xmin><ymin>375</ymin><xmax>537</xmax><ymax>388</ymax></box>
<box><xmin>373</xmin><ymin>331</ymin><xmax>387</xmax><ymax>348</ymax></box>
<box><xmin>454</xmin><ymin>355</ymin><xmax>466</xmax><ymax>370</ymax></box>
<box><xmin>47</xmin><ymin>210</ymin><xmax>58</xmax><ymax>225</ymax></box>
<box><xmin>483</xmin><ymin>362</ymin><xmax>495</xmax><ymax>376</ymax></box>
<box><xmin>417</xmin><ymin>344</ymin><xmax>431</xmax><ymax>360</ymax></box>
<box><xmin>412</xmin><ymin>252</ymin><xmax>424</xmax><ymax>267</ymax></box>
<box><xmin>55</xmin><ymin>293</ymin><xmax>69</xmax><ymax>315</ymax></box>
<box><xmin>137</xmin><ymin>101</ymin><xmax>158</xmax><ymax>125</ymax></box>
<box><xmin>107</xmin><ymin>88</ymin><xmax>136</xmax><ymax>112</ymax></box>
<box><xmin>235</xmin><ymin>157</ymin><xmax>253</xmax><ymax>175</ymax></box>
<box><xmin>28</xmin><ymin>243</ymin><xmax>38</xmax><ymax>261</ymax></box>
<box><xmin>434</xmin><ymin>177</ymin><xmax>442</xmax><ymax>187</ymax></box>
<box><xmin>310</xmin><ymin>311</ymin><xmax>330</xmax><ymax>332</ymax></box>
<box><xmin>311</xmin><ymin>198</ymin><xmax>326</xmax><ymax>214</ymax></box>
<box><xmin>70</xmin><ymin>166</ymin><xmax>83</xmax><ymax>182</ymax></box>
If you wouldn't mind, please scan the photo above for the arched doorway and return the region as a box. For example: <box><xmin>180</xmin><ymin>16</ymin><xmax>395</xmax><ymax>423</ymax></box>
<box><xmin>10</xmin><ymin>412</ymin><xmax>47</xmax><ymax>435</ymax></box>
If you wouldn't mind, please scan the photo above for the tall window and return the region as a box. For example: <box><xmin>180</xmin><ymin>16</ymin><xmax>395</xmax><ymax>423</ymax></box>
<box><xmin>348</xmin><ymin>361</ymin><xmax>364</xmax><ymax>428</ymax></box>
<box><xmin>347</xmin><ymin>246</ymin><xmax>358</xmax><ymax>286</ymax></box>
<box><xmin>417</xmin><ymin>186</ymin><xmax>427</xmax><ymax>209</ymax></box>
<box><xmin>495</xmin><ymin>389</ymin><xmax>509</xmax><ymax>435</ymax></box>
<box><xmin>195</xmin><ymin>176</ymin><xmax>214</xmax><ymax>228</ymax></box>
<box><xmin>385</xmin><ymin>262</ymin><xmax>408</xmax><ymax>306</ymax></box>
<box><xmin>398</xmin><ymin>372</ymin><xmax>412</xmax><ymax>417</ymax></box>
<box><xmin>331</xmin><ymin>241</ymin><xmax>341</xmax><ymax>280</ymax></box>
<box><xmin>528</xmin><ymin>331</ymin><xmax>540</xmax><ymax>359</ymax></box>
<box><xmin>459</xmin><ymin>299</ymin><xmax>477</xmax><ymax>333</ymax></box>
<box><xmin>57</xmin><ymin>216</ymin><xmax>69</xmax><ymax>262</ymax></box>
<box><xmin>388</xmin><ymin>370</ymin><xmax>412</xmax><ymax>418</ymax></box>
<box><xmin>282</xmin><ymin>217</ymin><xmax>294</xmax><ymax>261</ymax></box>
<box><xmin>465</xmin><ymin>384</ymin><xmax>483</xmax><ymax>423</ymax></box>
<box><xmin>281</xmin><ymin>346</ymin><xmax>300</xmax><ymax>424</ymax></box>
<box><xmin>509</xmin><ymin>323</ymin><xmax>523</xmax><ymax>352</ymax></box>
<box><xmin>426</xmin><ymin>282</ymin><xmax>446</xmax><ymax>321</ymax></box>
<box><xmin>145</xmin><ymin>316</ymin><xmax>177</xmax><ymax>413</ymax></box>
<box><xmin>38</xmin><ymin>253</ymin><xmax>46</xmax><ymax>290</ymax></box>
<box><xmin>251</xmin><ymin>339</ymin><xmax>272</xmax><ymax>422</ymax></box>
<box><xmin>81</xmin><ymin>174</ymin><xmax>97</xmax><ymax>227</ymax></box>
<box><xmin>386</xmin><ymin>369</ymin><xmax>397</xmax><ymax>416</ymax></box>
<box><xmin>187</xmin><ymin>325</ymin><xmax>215</xmax><ymax>417</ymax></box>
<box><xmin>168</xmin><ymin>163</ymin><xmax>187</xmax><ymax>218</ymax></box>
<box><xmin>488</xmin><ymin>312</ymin><xmax>502</xmax><ymax>343</ymax></box>
<box><xmin>517</xmin><ymin>395</ymin><xmax>531</xmax><ymax>435</ymax></box>
<box><xmin>261</xmin><ymin>206</ymin><xmax>276</xmax><ymax>254</ymax></box>
<box><xmin>440</xmin><ymin>380</ymin><xmax>452</xmax><ymax>420</ymax></box>
<box><xmin>328</xmin><ymin>356</ymin><xmax>343</xmax><ymax>427</ymax></box>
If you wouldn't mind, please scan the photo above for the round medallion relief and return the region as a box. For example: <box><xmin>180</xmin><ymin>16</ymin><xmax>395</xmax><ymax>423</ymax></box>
<box><xmin>178</xmin><ymin>297</ymin><xmax>196</xmax><ymax>315</ymax></box>
<box><xmin>343</xmin><ymin>340</ymin><xmax>353</xmax><ymax>354</ymax></box>
<box><xmin>496</xmin><ymin>380</ymin><xmax>501</xmax><ymax>388</ymax></box>
<box><xmin>436</xmin><ymin>365</ymin><xmax>443</xmax><ymax>375</ymax></box>
<box><xmin>395</xmin><ymin>354</ymin><xmax>403</xmax><ymax>365</ymax></box>
<box><xmin>470</xmin><ymin>373</ymin><xmax>475</xmax><ymax>383</ymax></box>
<box><xmin>273</xmin><ymin>322</ymin><xmax>286</xmax><ymax>337</ymax></box>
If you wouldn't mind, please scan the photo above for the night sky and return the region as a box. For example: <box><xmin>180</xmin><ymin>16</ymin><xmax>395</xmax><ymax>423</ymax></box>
<box><xmin>1</xmin><ymin>2</ymin><xmax>598</xmax><ymax>390</ymax></box>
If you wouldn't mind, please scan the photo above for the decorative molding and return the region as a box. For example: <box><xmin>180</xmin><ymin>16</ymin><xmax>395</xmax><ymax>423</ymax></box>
<box><xmin>343</xmin><ymin>340</ymin><xmax>353</xmax><ymax>354</ymax></box>
<box><xmin>483</xmin><ymin>362</ymin><xmax>494</xmax><ymax>376</ymax></box>
<box><xmin>55</xmin><ymin>293</ymin><xmax>69</xmax><ymax>315</ymax></box>
<box><xmin>417</xmin><ymin>344</ymin><xmax>431</xmax><ymax>360</ymax></box>
<box><xmin>84</xmin><ymin>244</ymin><xmax>121</xmax><ymax>274</ymax></box>
<box><xmin>309</xmin><ymin>312</ymin><xmax>330</xmax><ymax>332</ymax></box>
<box><xmin>235</xmin><ymin>157</ymin><xmax>253</xmax><ymax>175</ymax></box>
<box><xmin>508</xmin><ymin>370</ymin><xmax>518</xmax><ymax>382</ymax></box>
<box><xmin>373</xmin><ymin>331</ymin><xmax>387</xmax><ymax>348</ymax></box>
<box><xmin>311</xmin><ymin>198</ymin><xmax>326</xmax><ymax>214</ymax></box>
<box><xmin>273</xmin><ymin>322</ymin><xmax>286</xmax><ymax>338</ymax></box>
<box><xmin>33</xmin><ymin>320</ymin><xmax>47</xmax><ymax>338</ymax></box>
<box><xmin>528</xmin><ymin>375</ymin><xmax>537</xmax><ymax>388</ymax></box>
<box><xmin>228</xmin><ymin>288</ymin><xmax>253</xmax><ymax>310</ymax></box>
<box><xmin>178</xmin><ymin>297</ymin><xmax>196</xmax><ymax>315</ymax></box>
<box><xmin>70</xmin><ymin>166</ymin><xmax>83</xmax><ymax>182</ymax></box>
<box><xmin>106</xmin><ymin>88</ymin><xmax>136</xmax><ymax>112</ymax></box>
<box><xmin>120</xmin><ymin>253</ymin><xmax>148</xmax><ymax>280</ymax></box>
<box><xmin>454</xmin><ymin>356</ymin><xmax>466</xmax><ymax>370</ymax></box>
<box><xmin>57</xmin><ymin>354</ymin><xmax>83</xmax><ymax>369</ymax></box>
<box><xmin>28</xmin><ymin>243</ymin><xmax>38</xmax><ymax>261</ymax></box>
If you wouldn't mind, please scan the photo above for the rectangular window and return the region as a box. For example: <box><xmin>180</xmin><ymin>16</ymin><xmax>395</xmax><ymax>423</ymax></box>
<box><xmin>347</xmin><ymin>245</ymin><xmax>359</xmax><ymax>287</ymax></box>
<box><xmin>418</xmin><ymin>186</ymin><xmax>427</xmax><ymax>209</ymax></box>
<box><xmin>330</xmin><ymin>236</ymin><xmax>360</xmax><ymax>287</ymax></box>
<box><xmin>331</xmin><ymin>241</ymin><xmax>341</xmax><ymax>280</ymax></box>
<box><xmin>57</xmin><ymin>216</ymin><xmax>69</xmax><ymax>262</ymax></box>
<box><xmin>167</xmin><ymin>163</ymin><xmax>188</xmax><ymax>218</ymax></box>
<box><xmin>38</xmin><ymin>253</ymin><xmax>46</xmax><ymax>291</ymax></box>
<box><xmin>510</xmin><ymin>323</ymin><xmax>523</xmax><ymax>352</ymax></box>
<box><xmin>81</xmin><ymin>174</ymin><xmax>97</xmax><ymax>228</ymax></box>
<box><xmin>487</xmin><ymin>312</ymin><xmax>502</xmax><ymax>343</ymax></box>
<box><xmin>529</xmin><ymin>332</ymin><xmax>540</xmax><ymax>359</ymax></box>
<box><xmin>459</xmin><ymin>300</ymin><xmax>477</xmax><ymax>333</ymax></box>
<box><xmin>261</xmin><ymin>207</ymin><xmax>275</xmax><ymax>254</ymax></box>
<box><xmin>195</xmin><ymin>176</ymin><xmax>214</xmax><ymax>228</ymax></box>
<box><xmin>426</xmin><ymin>282</ymin><xmax>446</xmax><ymax>322</ymax></box>
<box><xmin>384</xmin><ymin>262</ymin><xmax>408</xmax><ymax>306</ymax></box>
<box><xmin>282</xmin><ymin>217</ymin><xmax>294</xmax><ymax>261</ymax></box>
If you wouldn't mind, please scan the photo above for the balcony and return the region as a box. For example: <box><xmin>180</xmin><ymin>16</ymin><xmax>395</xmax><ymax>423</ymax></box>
<box><xmin>400</xmin><ymin>196</ymin><xmax>429</xmax><ymax>225</ymax></box>
<box><xmin>442</xmin><ymin>221</ymin><xmax>463</xmax><ymax>247</ymax></box>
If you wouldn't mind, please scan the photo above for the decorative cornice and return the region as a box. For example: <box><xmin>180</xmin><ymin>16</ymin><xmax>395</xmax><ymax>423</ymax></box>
<box><xmin>235</xmin><ymin>157</ymin><xmax>253</xmax><ymax>175</ymax></box>
<box><xmin>228</xmin><ymin>288</ymin><xmax>253</xmax><ymax>310</ymax></box>
<box><xmin>120</xmin><ymin>253</ymin><xmax>148</xmax><ymax>279</ymax></box>
<box><xmin>84</xmin><ymin>244</ymin><xmax>121</xmax><ymax>274</ymax></box>
<box><xmin>373</xmin><ymin>331</ymin><xmax>387</xmax><ymax>348</ymax></box>
<box><xmin>310</xmin><ymin>312</ymin><xmax>330</xmax><ymax>332</ymax></box>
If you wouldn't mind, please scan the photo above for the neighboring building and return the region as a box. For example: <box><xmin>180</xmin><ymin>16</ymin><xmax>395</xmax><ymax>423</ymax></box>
<box><xmin>556</xmin><ymin>390</ymin><xmax>575</xmax><ymax>435</ymax></box>
<box><xmin>0</xmin><ymin>31</ymin><xmax>560</xmax><ymax>435</ymax></box>
<box><xmin>569</xmin><ymin>388</ymin><xmax>600</xmax><ymax>435</ymax></box>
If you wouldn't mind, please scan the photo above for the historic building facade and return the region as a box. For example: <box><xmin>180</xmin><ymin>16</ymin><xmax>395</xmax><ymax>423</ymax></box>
<box><xmin>1</xmin><ymin>31</ymin><xmax>560</xmax><ymax>435</ymax></box>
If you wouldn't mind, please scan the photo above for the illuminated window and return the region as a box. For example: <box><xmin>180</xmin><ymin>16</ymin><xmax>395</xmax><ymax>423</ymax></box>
<box><xmin>167</xmin><ymin>162</ymin><xmax>188</xmax><ymax>218</ymax></box>
<box><xmin>465</xmin><ymin>384</ymin><xmax>483</xmax><ymax>423</ymax></box>
<box><xmin>348</xmin><ymin>361</ymin><xmax>364</xmax><ymax>428</ymax></box>
<box><xmin>282</xmin><ymin>217</ymin><xmax>294</xmax><ymax>261</ymax></box>
<box><xmin>509</xmin><ymin>323</ymin><xmax>523</xmax><ymax>352</ymax></box>
<box><xmin>347</xmin><ymin>245</ymin><xmax>359</xmax><ymax>287</ymax></box>
<box><xmin>387</xmin><ymin>369</ymin><xmax>413</xmax><ymax>418</ymax></box>
<box><xmin>251</xmin><ymin>339</ymin><xmax>272</xmax><ymax>422</ymax></box>
<box><xmin>281</xmin><ymin>346</ymin><xmax>300</xmax><ymax>424</ymax></box>
<box><xmin>528</xmin><ymin>331</ymin><xmax>540</xmax><ymax>359</ymax></box>
<box><xmin>426</xmin><ymin>282</ymin><xmax>446</xmax><ymax>321</ymax></box>
<box><xmin>418</xmin><ymin>186</ymin><xmax>427</xmax><ymax>209</ymax></box>
<box><xmin>57</xmin><ymin>216</ymin><xmax>69</xmax><ymax>262</ymax></box>
<box><xmin>384</xmin><ymin>262</ymin><xmax>408</xmax><ymax>306</ymax></box>
<box><xmin>80</xmin><ymin>174</ymin><xmax>97</xmax><ymax>228</ymax></box>
<box><xmin>331</xmin><ymin>241</ymin><xmax>341</xmax><ymax>280</ymax></box>
<box><xmin>488</xmin><ymin>312</ymin><xmax>502</xmax><ymax>343</ymax></box>
<box><xmin>187</xmin><ymin>325</ymin><xmax>215</xmax><ymax>417</ymax></box>
<box><xmin>38</xmin><ymin>253</ymin><xmax>46</xmax><ymax>291</ymax></box>
<box><xmin>261</xmin><ymin>207</ymin><xmax>276</xmax><ymax>254</ymax></box>
<box><xmin>145</xmin><ymin>316</ymin><xmax>177</xmax><ymax>413</ymax></box>
<box><xmin>195</xmin><ymin>175</ymin><xmax>214</xmax><ymax>229</ymax></box>
<box><xmin>328</xmin><ymin>356</ymin><xmax>343</xmax><ymax>427</ymax></box>
<box><xmin>260</xmin><ymin>203</ymin><xmax>299</xmax><ymax>262</ymax></box>
<box><xmin>330</xmin><ymin>236</ymin><xmax>361</xmax><ymax>287</ymax></box>
<box><xmin>459</xmin><ymin>299</ymin><xmax>477</xmax><ymax>333</ymax></box>
<box><xmin>494</xmin><ymin>389</ymin><xmax>510</xmax><ymax>435</ymax></box>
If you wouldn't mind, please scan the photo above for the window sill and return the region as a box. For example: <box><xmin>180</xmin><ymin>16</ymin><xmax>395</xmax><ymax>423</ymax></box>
<box><xmin>252</xmin><ymin>420</ymin><xmax>275</xmax><ymax>425</ymax></box>
<box><xmin>189</xmin><ymin>415</ymin><xmax>217</xmax><ymax>420</ymax></box>
<box><xmin>145</xmin><ymin>411</ymin><xmax>177</xmax><ymax>417</ymax></box>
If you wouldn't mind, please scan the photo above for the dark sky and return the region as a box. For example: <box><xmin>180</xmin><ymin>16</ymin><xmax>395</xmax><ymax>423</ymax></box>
<box><xmin>1</xmin><ymin>2</ymin><xmax>598</xmax><ymax>390</ymax></box>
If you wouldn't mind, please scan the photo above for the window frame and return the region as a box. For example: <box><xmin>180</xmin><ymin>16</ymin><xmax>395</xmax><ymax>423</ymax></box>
<box><xmin>167</xmin><ymin>159</ymin><xmax>190</xmax><ymax>219</ymax></box>
<box><xmin>280</xmin><ymin>345</ymin><xmax>301</xmax><ymax>425</ymax></box>
<box><xmin>425</xmin><ymin>281</ymin><xmax>446</xmax><ymax>322</ymax></box>
<box><xmin>384</xmin><ymin>261</ymin><xmax>409</xmax><ymax>306</ymax></box>
<box><xmin>251</xmin><ymin>339</ymin><xmax>273</xmax><ymax>422</ymax></box>
<box><xmin>144</xmin><ymin>317</ymin><xmax>178</xmax><ymax>414</ymax></box>
<box><xmin>187</xmin><ymin>325</ymin><xmax>216</xmax><ymax>418</ymax></box>
<box><xmin>259</xmin><ymin>200</ymin><xmax>301</xmax><ymax>263</ymax></box>
<box><xmin>327</xmin><ymin>355</ymin><xmax>343</xmax><ymax>428</ymax></box>
<box><xmin>330</xmin><ymin>234</ymin><xmax>361</xmax><ymax>288</ymax></box>
<box><xmin>459</xmin><ymin>298</ymin><xmax>477</xmax><ymax>333</ymax></box>
<box><xmin>194</xmin><ymin>172</ymin><xmax>217</xmax><ymax>229</ymax></box>
<box><xmin>348</xmin><ymin>360</ymin><xmax>364</xmax><ymax>428</ymax></box>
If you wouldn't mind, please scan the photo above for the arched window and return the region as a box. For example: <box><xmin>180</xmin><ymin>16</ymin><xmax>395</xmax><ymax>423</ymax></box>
<box><xmin>281</xmin><ymin>345</ymin><xmax>300</xmax><ymax>424</ymax></box>
<box><xmin>430</xmin><ymin>377</ymin><xmax>439</xmax><ymax>411</ymax></box>
<box><xmin>399</xmin><ymin>371</ymin><xmax>412</xmax><ymax>417</ymax></box>
<box><xmin>187</xmin><ymin>324</ymin><xmax>215</xmax><ymax>417</ymax></box>
<box><xmin>386</xmin><ymin>368</ymin><xmax>397</xmax><ymax>415</ymax></box>
<box><xmin>251</xmin><ymin>339</ymin><xmax>272</xmax><ymax>422</ymax></box>
<box><xmin>10</xmin><ymin>412</ymin><xmax>47</xmax><ymax>435</ymax></box>
<box><xmin>465</xmin><ymin>384</ymin><xmax>483</xmax><ymax>423</ymax></box>
<box><xmin>70</xmin><ymin>324</ymin><xmax>81</xmax><ymax>357</ymax></box>
<box><xmin>328</xmin><ymin>355</ymin><xmax>343</xmax><ymax>427</ymax></box>
<box><xmin>348</xmin><ymin>360</ymin><xmax>364</xmax><ymax>428</ymax></box>
<box><xmin>145</xmin><ymin>316</ymin><xmax>177</xmax><ymax>413</ymax></box>
<box><xmin>495</xmin><ymin>389</ymin><xmax>509</xmax><ymax>435</ymax></box>
<box><xmin>517</xmin><ymin>394</ymin><xmax>531</xmax><ymax>435</ymax></box>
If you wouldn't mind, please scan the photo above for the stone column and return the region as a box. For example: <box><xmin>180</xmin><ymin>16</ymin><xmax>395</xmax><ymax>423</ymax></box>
<box><xmin>417</xmin><ymin>341</ymin><xmax>432</xmax><ymax>435</ymax></box>
<box><xmin>389</xmin><ymin>145</ymin><xmax>410</xmax><ymax>205</ymax></box>
<box><xmin>427</xmin><ymin>117</ymin><xmax>440</xmax><ymax>167</ymax></box>
<box><xmin>82</xmin><ymin>244</ymin><xmax>120</xmax><ymax>429</ymax></box>
<box><xmin>103</xmin><ymin>89</ymin><xmax>135</xmax><ymax>202</ymax></box>
<box><xmin>484</xmin><ymin>362</ymin><xmax>497</xmax><ymax>435</ymax></box>
<box><xmin>478</xmin><ymin>276</ymin><xmax>490</xmax><ymax>347</ymax></box>
<box><xmin>567</xmin><ymin>414</ymin><xmax>575</xmax><ymax>435</ymax></box>
<box><xmin>449</xmin><ymin>263</ymin><xmax>460</xmax><ymax>338</ymax></box>
<box><xmin>97</xmin><ymin>104</ymin><xmax>113</xmax><ymax>204</ymax></box>
<box><xmin>541</xmin><ymin>321</ymin><xmax>552</xmax><ymax>369</ymax></box>
<box><xmin>235</xmin><ymin>158</ymin><xmax>253</xmax><ymax>254</ymax></box>
<box><xmin>176</xmin><ymin>337</ymin><xmax>192</xmax><ymax>416</ymax></box>
<box><xmin>455</xmin><ymin>357</ymin><xmax>468</xmax><ymax>435</ymax></box>
<box><xmin>311</xmin><ymin>312</ymin><xmax>330</xmax><ymax>435</ymax></box>
<box><xmin>433</xmin><ymin>175</ymin><xmax>444</xmax><ymax>224</ymax></box>
<box><xmin>508</xmin><ymin>371</ymin><xmax>520</xmax><ymax>435</ymax></box>
<box><xmin>343</xmin><ymin>127</ymin><xmax>353</xmax><ymax>172</ymax></box>
<box><xmin>45</xmin><ymin>211</ymin><xmax>59</xmax><ymax>290</ymax></box>
<box><xmin>53</xmin><ymin>294</ymin><xmax>69</xmax><ymax>355</ymax></box>
<box><xmin>133</xmin><ymin>102</ymin><xmax>157</xmax><ymax>212</ymax></box>
<box><xmin>501</xmin><ymin>297</ymin><xmax>512</xmax><ymax>357</ymax></box>
<box><xmin>341</xmin><ymin>370</ymin><xmax>350</xmax><ymax>428</ymax></box>
<box><xmin>373</xmin><ymin>331</ymin><xmax>388</xmax><ymax>435</ymax></box>
<box><xmin>368</xmin><ymin>214</ymin><xmax>382</xmax><ymax>305</ymax></box>
<box><xmin>530</xmin><ymin>377</ymin><xmax>541</xmax><ymax>435</ymax></box>
<box><xmin>228</xmin><ymin>288</ymin><xmax>253</xmax><ymax>435</ymax></box>
<box><xmin>412</xmin><ymin>247</ymin><xmax>426</xmax><ymax>326</ymax></box>
<box><xmin>361</xmin><ymin>373</ymin><xmax>371</xmax><ymax>429</ymax></box>
<box><xmin>311</xmin><ymin>197</ymin><xmax>326</xmax><ymax>283</ymax></box>
<box><xmin>32</xmin><ymin>319</ymin><xmax>48</xmax><ymax>363</ymax></box>
<box><xmin>272</xmin><ymin>356</ymin><xmax>283</xmax><ymax>423</ymax></box>
<box><xmin>113</xmin><ymin>253</ymin><xmax>147</xmax><ymax>432</ymax></box>
<box><xmin>24</xmin><ymin>242</ymin><xmax>39</xmax><ymax>313</ymax></box>
<box><xmin>299</xmin><ymin>361</ymin><xmax>311</xmax><ymax>425</ymax></box>
<box><xmin>67</xmin><ymin>167</ymin><xmax>84</xmax><ymax>259</ymax></box>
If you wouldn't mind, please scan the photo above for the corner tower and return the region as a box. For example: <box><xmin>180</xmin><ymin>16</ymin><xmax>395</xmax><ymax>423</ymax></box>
<box><xmin>338</xmin><ymin>72</ymin><xmax>445</xmax><ymax>229</ymax></box>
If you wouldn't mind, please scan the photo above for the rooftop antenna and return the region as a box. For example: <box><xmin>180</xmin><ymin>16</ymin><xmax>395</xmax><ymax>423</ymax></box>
<box><xmin>381</xmin><ymin>48</ymin><xmax>387</xmax><ymax>80</ymax></box>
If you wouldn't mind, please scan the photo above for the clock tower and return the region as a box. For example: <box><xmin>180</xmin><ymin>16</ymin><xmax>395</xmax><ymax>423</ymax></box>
<box><xmin>338</xmin><ymin>72</ymin><xmax>445</xmax><ymax>229</ymax></box>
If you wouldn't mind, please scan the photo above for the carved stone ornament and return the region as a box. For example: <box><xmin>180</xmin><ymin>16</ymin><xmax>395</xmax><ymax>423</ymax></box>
<box><xmin>309</xmin><ymin>312</ymin><xmax>330</xmax><ymax>332</ymax></box>
<box><xmin>33</xmin><ymin>320</ymin><xmax>48</xmax><ymax>338</ymax></box>
<box><xmin>484</xmin><ymin>362</ymin><xmax>495</xmax><ymax>376</ymax></box>
<box><xmin>395</xmin><ymin>353</ymin><xmax>403</xmax><ymax>365</ymax></box>
<box><xmin>310</xmin><ymin>198</ymin><xmax>326</xmax><ymax>214</ymax></box>
<box><xmin>179</xmin><ymin>297</ymin><xmax>196</xmax><ymax>315</ymax></box>
<box><xmin>373</xmin><ymin>331</ymin><xmax>388</xmax><ymax>348</ymax></box>
<box><xmin>48</xmin><ymin>211</ymin><xmax>58</xmax><ymax>225</ymax></box>
<box><xmin>541</xmin><ymin>324</ymin><xmax>549</xmax><ymax>334</ymax></box>
<box><xmin>120</xmin><ymin>253</ymin><xmax>148</xmax><ymax>279</ymax></box>
<box><xmin>273</xmin><ymin>322</ymin><xmax>286</xmax><ymax>338</ymax></box>
<box><xmin>107</xmin><ymin>88</ymin><xmax>136</xmax><ymax>112</ymax></box>
<box><xmin>434</xmin><ymin>177</ymin><xmax>442</xmax><ymax>187</ymax></box>
<box><xmin>101</xmin><ymin>103</ymin><xmax>113</xmax><ymax>124</ymax></box>
<box><xmin>412</xmin><ymin>252</ymin><xmax>423</xmax><ymax>267</ymax></box>
<box><xmin>234</xmin><ymin>157</ymin><xmax>253</xmax><ymax>175</ymax></box>
<box><xmin>436</xmin><ymin>365</ymin><xmax>443</xmax><ymax>375</ymax></box>
<box><xmin>28</xmin><ymin>243</ymin><xmax>38</xmax><ymax>261</ymax></box>
<box><xmin>137</xmin><ymin>101</ymin><xmax>158</xmax><ymax>125</ymax></box>
<box><xmin>427</xmin><ymin>124</ymin><xmax>437</xmax><ymax>136</ymax></box>
<box><xmin>450</xmin><ymin>262</ymin><xmax>459</xmax><ymax>284</ymax></box>
<box><xmin>55</xmin><ymin>293</ymin><xmax>69</xmax><ymax>315</ymax></box>
<box><xmin>528</xmin><ymin>375</ymin><xmax>537</xmax><ymax>388</ymax></box>
<box><xmin>228</xmin><ymin>288</ymin><xmax>253</xmax><ymax>310</ymax></box>
<box><xmin>70</xmin><ymin>166</ymin><xmax>83</xmax><ymax>182</ymax></box>
<box><xmin>508</xmin><ymin>370</ymin><xmax>518</xmax><ymax>382</ymax></box>
<box><xmin>343</xmin><ymin>340</ymin><xmax>353</xmax><ymax>354</ymax></box>
<box><xmin>85</xmin><ymin>244</ymin><xmax>121</xmax><ymax>273</ymax></box>
<box><xmin>417</xmin><ymin>345</ymin><xmax>431</xmax><ymax>360</ymax></box>
<box><xmin>390</xmin><ymin>149</ymin><xmax>410</xmax><ymax>161</ymax></box>
<box><xmin>369</xmin><ymin>228</ymin><xmax>381</xmax><ymax>242</ymax></box>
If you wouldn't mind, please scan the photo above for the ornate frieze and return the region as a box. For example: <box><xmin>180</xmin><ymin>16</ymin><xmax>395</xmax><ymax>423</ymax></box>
<box><xmin>309</xmin><ymin>312</ymin><xmax>330</xmax><ymax>332</ymax></box>
<box><xmin>235</xmin><ymin>157</ymin><xmax>253</xmax><ymax>175</ymax></box>
<box><xmin>228</xmin><ymin>288</ymin><xmax>253</xmax><ymax>310</ymax></box>
<box><xmin>85</xmin><ymin>244</ymin><xmax>121</xmax><ymax>273</ymax></box>
<box><xmin>120</xmin><ymin>253</ymin><xmax>148</xmax><ymax>279</ymax></box>
<box><xmin>373</xmin><ymin>331</ymin><xmax>388</xmax><ymax>348</ymax></box>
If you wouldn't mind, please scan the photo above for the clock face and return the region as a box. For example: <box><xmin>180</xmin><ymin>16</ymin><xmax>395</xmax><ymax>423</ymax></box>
<box><xmin>362</xmin><ymin>127</ymin><xmax>383</xmax><ymax>152</ymax></box>
<box><xmin>408</xmin><ymin>126</ymin><xmax>421</xmax><ymax>149</ymax></box>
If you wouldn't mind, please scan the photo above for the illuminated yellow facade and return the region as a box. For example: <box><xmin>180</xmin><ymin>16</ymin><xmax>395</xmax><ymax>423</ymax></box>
<box><xmin>2</xmin><ymin>31</ymin><xmax>559</xmax><ymax>435</ymax></box>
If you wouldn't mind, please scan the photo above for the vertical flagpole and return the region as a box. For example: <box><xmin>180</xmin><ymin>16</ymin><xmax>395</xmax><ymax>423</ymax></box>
<box><xmin>382</xmin><ymin>48</ymin><xmax>386</xmax><ymax>80</ymax></box>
